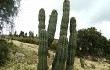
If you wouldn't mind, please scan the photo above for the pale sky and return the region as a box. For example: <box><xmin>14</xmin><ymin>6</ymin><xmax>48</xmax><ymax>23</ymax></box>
<box><xmin>14</xmin><ymin>0</ymin><xmax>110</xmax><ymax>39</ymax></box>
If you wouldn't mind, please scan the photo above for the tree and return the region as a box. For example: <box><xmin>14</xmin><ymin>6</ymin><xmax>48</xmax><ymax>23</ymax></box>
<box><xmin>29</xmin><ymin>31</ymin><xmax>34</xmax><ymax>38</ymax></box>
<box><xmin>77</xmin><ymin>27</ymin><xmax>108</xmax><ymax>57</ymax></box>
<box><xmin>14</xmin><ymin>30</ymin><xmax>17</xmax><ymax>36</ymax></box>
<box><xmin>35</xmin><ymin>34</ymin><xmax>37</xmax><ymax>37</ymax></box>
<box><xmin>24</xmin><ymin>33</ymin><xmax>27</xmax><ymax>37</ymax></box>
<box><xmin>0</xmin><ymin>0</ymin><xmax>21</xmax><ymax>33</ymax></box>
<box><xmin>19</xmin><ymin>31</ymin><xmax>24</xmax><ymax>37</ymax></box>
<box><xmin>104</xmin><ymin>39</ymin><xmax>110</xmax><ymax>55</ymax></box>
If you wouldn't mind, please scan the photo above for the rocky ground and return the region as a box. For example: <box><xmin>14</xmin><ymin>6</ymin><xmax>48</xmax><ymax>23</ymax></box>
<box><xmin>0</xmin><ymin>40</ymin><xmax>110</xmax><ymax>70</ymax></box>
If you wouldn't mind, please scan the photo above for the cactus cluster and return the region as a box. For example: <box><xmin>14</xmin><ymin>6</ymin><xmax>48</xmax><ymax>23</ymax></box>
<box><xmin>37</xmin><ymin>0</ymin><xmax>77</xmax><ymax>70</ymax></box>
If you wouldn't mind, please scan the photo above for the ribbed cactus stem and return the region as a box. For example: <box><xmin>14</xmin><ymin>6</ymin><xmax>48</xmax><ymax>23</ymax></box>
<box><xmin>38</xmin><ymin>8</ymin><xmax>45</xmax><ymax>36</ymax></box>
<box><xmin>60</xmin><ymin>0</ymin><xmax>70</xmax><ymax>36</ymax></box>
<box><xmin>37</xmin><ymin>29</ymin><xmax>48</xmax><ymax>70</ymax></box>
<box><xmin>47</xmin><ymin>9</ymin><xmax>58</xmax><ymax>47</ymax></box>
<box><xmin>52</xmin><ymin>35</ymin><xmax>68</xmax><ymax>70</ymax></box>
<box><xmin>66</xmin><ymin>17</ymin><xmax>77</xmax><ymax>70</ymax></box>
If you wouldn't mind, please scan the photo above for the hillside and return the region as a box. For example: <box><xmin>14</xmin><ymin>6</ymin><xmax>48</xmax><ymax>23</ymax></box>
<box><xmin>0</xmin><ymin>40</ymin><xmax>110</xmax><ymax>70</ymax></box>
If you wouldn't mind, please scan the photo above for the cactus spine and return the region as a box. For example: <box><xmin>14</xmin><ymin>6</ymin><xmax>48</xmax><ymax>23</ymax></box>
<box><xmin>38</xmin><ymin>8</ymin><xmax>45</xmax><ymax>36</ymax></box>
<box><xmin>37</xmin><ymin>29</ymin><xmax>48</xmax><ymax>70</ymax></box>
<box><xmin>66</xmin><ymin>17</ymin><xmax>77</xmax><ymax>70</ymax></box>
<box><xmin>60</xmin><ymin>0</ymin><xmax>70</xmax><ymax>36</ymax></box>
<box><xmin>47</xmin><ymin>9</ymin><xmax>58</xmax><ymax>47</ymax></box>
<box><xmin>52</xmin><ymin>35</ymin><xmax>68</xmax><ymax>70</ymax></box>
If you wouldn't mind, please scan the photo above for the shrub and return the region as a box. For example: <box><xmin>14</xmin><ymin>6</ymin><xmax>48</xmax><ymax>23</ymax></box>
<box><xmin>49</xmin><ymin>39</ymin><xmax>58</xmax><ymax>50</ymax></box>
<box><xmin>0</xmin><ymin>39</ymin><xmax>9</xmax><ymax>66</ymax></box>
<box><xmin>14</xmin><ymin>37</ymin><xmax>39</xmax><ymax>45</ymax></box>
<box><xmin>104</xmin><ymin>54</ymin><xmax>110</xmax><ymax>60</ymax></box>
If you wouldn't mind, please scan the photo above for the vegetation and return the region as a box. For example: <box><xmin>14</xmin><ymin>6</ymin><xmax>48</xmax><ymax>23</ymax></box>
<box><xmin>52</xmin><ymin>36</ymin><xmax>68</xmax><ymax>70</ymax></box>
<box><xmin>66</xmin><ymin>17</ymin><xmax>77</xmax><ymax>70</ymax></box>
<box><xmin>0</xmin><ymin>0</ymin><xmax>110</xmax><ymax>70</ymax></box>
<box><xmin>0</xmin><ymin>40</ymin><xmax>38</xmax><ymax>70</ymax></box>
<box><xmin>37</xmin><ymin>29</ymin><xmax>48</xmax><ymax>70</ymax></box>
<box><xmin>0</xmin><ymin>39</ymin><xmax>9</xmax><ymax>66</ymax></box>
<box><xmin>0</xmin><ymin>40</ymin><xmax>110</xmax><ymax>70</ymax></box>
<box><xmin>38</xmin><ymin>8</ymin><xmax>45</xmax><ymax>36</ymax></box>
<box><xmin>47</xmin><ymin>9</ymin><xmax>58</xmax><ymax>47</ymax></box>
<box><xmin>37</xmin><ymin>0</ymin><xmax>77</xmax><ymax>70</ymax></box>
<box><xmin>0</xmin><ymin>0</ymin><xmax>21</xmax><ymax>33</ymax></box>
<box><xmin>60</xmin><ymin>0</ymin><xmax>70</xmax><ymax>36</ymax></box>
<box><xmin>77</xmin><ymin>27</ymin><xmax>110</xmax><ymax>57</ymax></box>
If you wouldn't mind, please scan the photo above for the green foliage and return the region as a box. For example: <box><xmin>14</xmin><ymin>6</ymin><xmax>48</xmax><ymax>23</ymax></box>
<box><xmin>19</xmin><ymin>31</ymin><xmax>25</xmax><ymax>37</ymax></box>
<box><xmin>37</xmin><ymin>29</ymin><xmax>48</xmax><ymax>70</ymax></box>
<box><xmin>0</xmin><ymin>39</ymin><xmax>9</xmax><ymax>66</ymax></box>
<box><xmin>29</xmin><ymin>31</ymin><xmax>34</xmax><ymax>38</ymax></box>
<box><xmin>103</xmin><ymin>40</ymin><xmax>110</xmax><ymax>56</ymax></box>
<box><xmin>47</xmin><ymin>9</ymin><xmax>58</xmax><ymax>47</ymax></box>
<box><xmin>0</xmin><ymin>0</ymin><xmax>21</xmax><ymax>31</ymax></box>
<box><xmin>24</xmin><ymin>33</ymin><xmax>27</xmax><ymax>37</ymax></box>
<box><xmin>66</xmin><ymin>17</ymin><xmax>77</xmax><ymax>70</ymax></box>
<box><xmin>49</xmin><ymin>39</ymin><xmax>58</xmax><ymax>50</ymax></box>
<box><xmin>38</xmin><ymin>8</ymin><xmax>45</xmax><ymax>36</ymax></box>
<box><xmin>77</xmin><ymin>27</ymin><xmax>108</xmax><ymax>56</ymax></box>
<box><xmin>14</xmin><ymin>37</ymin><xmax>39</xmax><ymax>45</ymax></box>
<box><xmin>14</xmin><ymin>31</ymin><xmax>17</xmax><ymax>37</ymax></box>
<box><xmin>104</xmin><ymin>54</ymin><xmax>110</xmax><ymax>60</ymax></box>
<box><xmin>60</xmin><ymin>0</ymin><xmax>70</xmax><ymax>36</ymax></box>
<box><xmin>80</xmin><ymin>57</ymin><xmax>85</xmax><ymax>69</ymax></box>
<box><xmin>52</xmin><ymin>35</ymin><xmax>68</xmax><ymax>70</ymax></box>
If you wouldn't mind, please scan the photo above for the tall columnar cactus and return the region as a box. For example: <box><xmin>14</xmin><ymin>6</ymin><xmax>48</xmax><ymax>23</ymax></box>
<box><xmin>38</xmin><ymin>8</ymin><xmax>45</xmax><ymax>36</ymax></box>
<box><xmin>37</xmin><ymin>0</ymin><xmax>78</xmax><ymax>70</ymax></box>
<box><xmin>60</xmin><ymin>0</ymin><xmax>70</xmax><ymax>36</ymax></box>
<box><xmin>65</xmin><ymin>17</ymin><xmax>77</xmax><ymax>70</ymax></box>
<box><xmin>37</xmin><ymin>29</ymin><xmax>48</xmax><ymax>70</ymax></box>
<box><xmin>52</xmin><ymin>35</ymin><xmax>68</xmax><ymax>70</ymax></box>
<box><xmin>47</xmin><ymin>9</ymin><xmax>58</xmax><ymax>47</ymax></box>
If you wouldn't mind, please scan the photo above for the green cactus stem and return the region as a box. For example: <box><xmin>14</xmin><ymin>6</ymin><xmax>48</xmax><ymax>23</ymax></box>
<box><xmin>37</xmin><ymin>29</ymin><xmax>48</xmax><ymax>70</ymax></box>
<box><xmin>47</xmin><ymin>9</ymin><xmax>58</xmax><ymax>47</ymax></box>
<box><xmin>60</xmin><ymin>0</ymin><xmax>70</xmax><ymax>36</ymax></box>
<box><xmin>52</xmin><ymin>35</ymin><xmax>68</xmax><ymax>70</ymax></box>
<box><xmin>65</xmin><ymin>17</ymin><xmax>77</xmax><ymax>70</ymax></box>
<box><xmin>38</xmin><ymin>8</ymin><xmax>46</xmax><ymax>36</ymax></box>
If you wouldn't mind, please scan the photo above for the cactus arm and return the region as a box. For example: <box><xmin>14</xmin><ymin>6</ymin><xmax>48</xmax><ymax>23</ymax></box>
<box><xmin>47</xmin><ymin>9</ymin><xmax>58</xmax><ymax>47</ymax></box>
<box><xmin>66</xmin><ymin>17</ymin><xmax>77</xmax><ymax>70</ymax></box>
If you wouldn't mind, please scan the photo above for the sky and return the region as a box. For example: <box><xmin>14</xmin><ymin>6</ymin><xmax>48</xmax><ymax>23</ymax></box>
<box><xmin>13</xmin><ymin>0</ymin><xmax>110</xmax><ymax>39</ymax></box>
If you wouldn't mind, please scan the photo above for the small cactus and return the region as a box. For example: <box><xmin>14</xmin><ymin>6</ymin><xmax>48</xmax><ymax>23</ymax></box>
<box><xmin>37</xmin><ymin>29</ymin><xmax>48</xmax><ymax>70</ymax></box>
<box><xmin>47</xmin><ymin>9</ymin><xmax>58</xmax><ymax>47</ymax></box>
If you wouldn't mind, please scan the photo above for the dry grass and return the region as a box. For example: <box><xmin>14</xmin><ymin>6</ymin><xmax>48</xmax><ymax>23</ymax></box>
<box><xmin>0</xmin><ymin>40</ymin><xmax>110</xmax><ymax>70</ymax></box>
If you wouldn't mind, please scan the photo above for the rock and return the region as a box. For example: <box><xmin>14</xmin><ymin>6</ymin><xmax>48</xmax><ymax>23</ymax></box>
<box><xmin>15</xmin><ymin>52</ymin><xmax>25</xmax><ymax>57</ymax></box>
<box><xmin>90</xmin><ymin>64</ymin><xmax>96</xmax><ymax>69</ymax></box>
<box><xmin>105</xmin><ymin>60</ymin><xmax>110</xmax><ymax>64</ymax></box>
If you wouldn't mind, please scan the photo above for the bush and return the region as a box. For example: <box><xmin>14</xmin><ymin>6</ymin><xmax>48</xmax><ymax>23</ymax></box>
<box><xmin>0</xmin><ymin>39</ymin><xmax>9</xmax><ymax>66</ymax></box>
<box><xmin>104</xmin><ymin>54</ymin><xmax>110</xmax><ymax>60</ymax></box>
<box><xmin>49</xmin><ymin>39</ymin><xmax>58</xmax><ymax>50</ymax></box>
<box><xmin>12</xmin><ymin>37</ymin><xmax>39</xmax><ymax>45</ymax></box>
